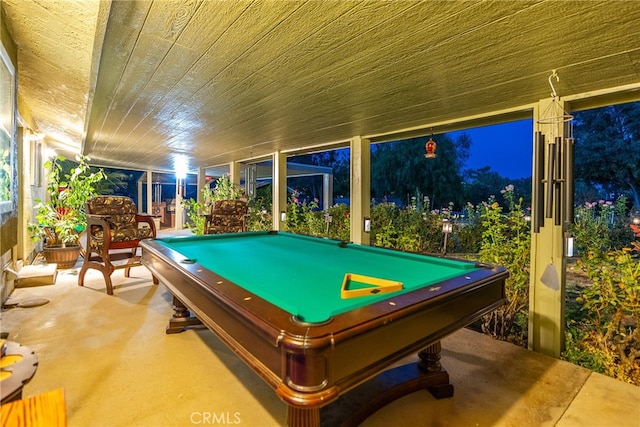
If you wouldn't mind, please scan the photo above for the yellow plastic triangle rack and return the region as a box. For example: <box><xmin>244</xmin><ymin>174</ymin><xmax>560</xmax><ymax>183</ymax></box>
<box><xmin>340</xmin><ymin>273</ymin><xmax>404</xmax><ymax>299</ymax></box>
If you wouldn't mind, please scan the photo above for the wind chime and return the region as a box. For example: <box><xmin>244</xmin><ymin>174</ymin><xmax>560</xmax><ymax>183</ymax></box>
<box><xmin>532</xmin><ymin>70</ymin><xmax>575</xmax><ymax>235</ymax></box>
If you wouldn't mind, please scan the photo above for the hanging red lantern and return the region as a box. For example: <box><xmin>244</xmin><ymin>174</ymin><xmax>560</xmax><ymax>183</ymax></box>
<box><xmin>425</xmin><ymin>137</ymin><xmax>437</xmax><ymax>158</ymax></box>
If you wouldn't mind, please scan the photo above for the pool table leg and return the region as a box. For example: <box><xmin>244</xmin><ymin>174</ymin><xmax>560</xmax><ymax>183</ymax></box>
<box><xmin>287</xmin><ymin>406</ymin><xmax>320</xmax><ymax>427</ymax></box>
<box><xmin>318</xmin><ymin>340</ymin><xmax>454</xmax><ymax>426</ymax></box>
<box><xmin>418</xmin><ymin>341</ymin><xmax>455</xmax><ymax>399</ymax></box>
<box><xmin>165</xmin><ymin>295</ymin><xmax>203</xmax><ymax>334</ymax></box>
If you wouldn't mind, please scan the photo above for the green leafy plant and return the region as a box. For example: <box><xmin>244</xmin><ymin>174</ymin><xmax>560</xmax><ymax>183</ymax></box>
<box><xmin>631</xmin><ymin>223</ymin><xmax>640</xmax><ymax>253</ymax></box>
<box><xmin>182</xmin><ymin>195</ymin><xmax>208</xmax><ymax>236</ymax></box>
<box><xmin>571</xmin><ymin>196</ymin><xmax>634</xmax><ymax>254</ymax></box>
<box><xmin>182</xmin><ymin>174</ymin><xmax>246</xmax><ymax>235</ymax></box>
<box><xmin>325</xmin><ymin>203</ymin><xmax>351</xmax><ymax>241</ymax></box>
<box><xmin>246</xmin><ymin>206</ymin><xmax>273</xmax><ymax>232</ymax></box>
<box><xmin>563</xmin><ymin>324</ymin><xmax>608</xmax><ymax>373</ymax></box>
<box><xmin>0</xmin><ymin>147</ymin><xmax>11</xmax><ymax>201</ymax></box>
<box><xmin>281</xmin><ymin>189</ymin><xmax>351</xmax><ymax>240</ymax></box>
<box><xmin>477</xmin><ymin>185</ymin><xmax>531</xmax><ymax>346</ymax></box>
<box><xmin>370</xmin><ymin>203</ymin><xmax>452</xmax><ymax>254</ymax></box>
<box><xmin>285</xmin><ymin>190</ymin><xmax>327</xmax><ymax>236</ymax></box>
<box><xmin>245</xmin><ymin>184</ymin><xmax>273</xmax><ymax>232</ymax></box>
<box><xmin>28</xmin><ymin>155</ymin><xmax>106</xmax><ymax>247</ymax></box>
<box><xmin>454</xmin><ymin>202</ymin><xmax>486</xmax><ymax>253</ymax></box>
<box><xmin>209</xmin><ymin>174</ymin><xmax>245</xmax><ymax>200</ymax></box>
<box><xmin>564</xmin><ymin>248</ymin><xmax>640</xmax><ymax>385</ymax></box>
<box><xmin>563</xmin><ymin>196</ymin><xmax>639</xmax><ymax>385</ymax></box>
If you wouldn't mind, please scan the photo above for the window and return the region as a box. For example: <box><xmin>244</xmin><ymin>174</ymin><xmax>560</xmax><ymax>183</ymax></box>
<box><xmin>0</xmin><ymin>42</ymin><xmax>16</xmax><ymax>214</ymax></box>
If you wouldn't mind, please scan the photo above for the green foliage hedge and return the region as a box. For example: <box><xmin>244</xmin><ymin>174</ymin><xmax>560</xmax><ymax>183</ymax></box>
<box><xmin>567</xmin><ymin>249</ymin><xmax>640</xmax><ymax>384</ymax></box>
<box><xmin>564</xmin><ymin>196</ymin><xmax>639</xmax><ymax>385</ymax></box>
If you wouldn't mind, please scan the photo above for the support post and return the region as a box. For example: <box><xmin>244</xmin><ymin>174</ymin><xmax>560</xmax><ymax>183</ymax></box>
<box><xmin>529</xmin><ymin>98</ymin><xmax>568</xmax><ymax>357</ymax></box>
<box><xmin>350</xmin><ymin>136</ymin><xmax>371</xmax><ymax>245</ymax></box>
<box><xmin>229</xmin><ymin>161</ymin><xmax>241</xmax><ymax>190</ymax></box>
<box><xmin>272</xmin><ymin>151</ymin><xmax>287</xmax><ymax>231</ymax></box>
<box><xmin>322</xmin><ymin>173</ymin><xmax>333</xmax><ymax>211</ymax></box>
<box><xmin>174</xmin><ymin>178</ymin><xmax>183</xmax><ymax>230</ymax></box>
<box><xmin>197</xmin><ymin>167</ymin><xmax>206</xmax><ymax>205</ymax></box>
<box><xmin>146</xmin><ymin>171</ymin><xmax>153</xmax><ymax>215</ymax></box>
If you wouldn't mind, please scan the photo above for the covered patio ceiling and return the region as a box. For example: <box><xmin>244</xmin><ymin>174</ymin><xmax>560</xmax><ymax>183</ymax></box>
<box><xmin>2</xmin><ymin>0</ymin><xmax>640</xmax><ymax>174</ymax></box>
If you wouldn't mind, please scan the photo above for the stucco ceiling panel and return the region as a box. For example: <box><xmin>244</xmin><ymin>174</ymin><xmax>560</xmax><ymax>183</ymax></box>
<box><xmin>89</xmin><ymin>1</ymin><xmax>552</xmax><ymax>170</ymax></box>
<box><xmin>213</xmin><ymin>5</ymin><xmax>521</xmax><ymax>125</ymax></box>
<box><xmin>2</xmin><ymin>0</ymin><xmax>101</xmax><ymax>151</ymax></box>
<box><xmin>629</xmin><ymin>51</ymin><xmax>640</xmax><ymax>75</ymax></box>
<box><xmin>99</xmin><ymin>34</ymin><xmax>176</xmax><ymax>146</ymax></box>
<box><xmin>3</xmin><ymin>0</ymin><xmax>640</xmax><ymax>171</ymax></box>
<box><xmin>83</xmin><ymin>2</ymin><xmax>152</xmax><ymax>151</ymax></box>
<box><xmin>561</xmin><ymin>56</ymin><xmax>640</xmax><ymax>96</ymax></box>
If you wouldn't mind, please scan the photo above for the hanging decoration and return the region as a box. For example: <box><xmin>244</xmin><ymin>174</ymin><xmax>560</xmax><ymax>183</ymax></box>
<box><xmin>532</xmin><ymin>70</ymin><xmax>575</xmax><ymax>236</ymax></box>
<box><xmin>425</xmin><ymin>137</ymin><xmax>437</xmax><ymax>159</ymax></box>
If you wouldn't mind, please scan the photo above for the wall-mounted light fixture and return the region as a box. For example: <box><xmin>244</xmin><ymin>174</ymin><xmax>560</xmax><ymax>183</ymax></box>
<box><xmin>363</xmin><ymin>217</ymin><xmax>371</xmax><ymax>233</ymax></box>
<box><xmin>442</xmin><ymin>219</ymin><xmax>453</xmax><ymax>255</ymax></box>
<box><xmin>565</xmin><ymin>234</ymin><xmax>574</xmax><ymax>258</ymax></box>
<box><xmin>280</xmin><ymin>211</ymin><xmax>287</xmax><ymax>222</ymax></box>
<box><xmin>325</xmin><ymin>213</ymin><xmax>333</xmax><ymax>237</ymax></box>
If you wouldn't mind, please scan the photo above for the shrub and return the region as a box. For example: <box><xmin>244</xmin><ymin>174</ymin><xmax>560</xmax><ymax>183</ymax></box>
<box><xmin>477</xmin><ymin>185</ymin><xmax>531</xmax><ymax>346</ymax></box>
<box><xmin>563</xmin><ymin>198</ymin><xmax>639</xmax><ymax>385</ymax></box>
<box><xmin>369</xmin><ymin>185</ymin><xmax>532</xmax><ymax>346</ymax></box>
<box><xmin>28</xmin><ymin>155</ymin><xmax>106</xmax><ymax>247</ymax></box>
<box><xmin>370</xmin><ymin>203</ymin><xmax>451</xmax><ymax>254</ymax></box>
<box><xmin>631</xmin><ymin>224</ymin><xmax>640</xmax><ymax>253</ymax></box>
<box><xmin>246</xmin><ymin>206</ymin><xmax>272</xmax><ymax>232</ymax></box>
<box><xmin>324</xmin><ymin>203</ymin><xmax>351</xmax><ymax>241</ymax></box>
<box><xmin>454</xmin><ymin>202</ymin><xmax>486</xmax><ymax>253</ymax></box>
<box><xmin>284</xmin><ymin>189</ymin><xmax>318</xmax><ymax>235</ymax></box>
<box><xmin>182</xmin><ymin>195</ymin><xmax>208</xmax><ymax>235</ymax></box>
<box><xmin>282</xmin><ymin>189</ymin><xmax>351</xmax><ymax>240</ymax></box>
<box><xmin>571</xmin><ymin>196</ymin><xmax>634</xmax><ymax>254</ymax></box>
<box><xmin>564</xmin><ymin>248</ymin><xmax>640</xmax><ymax>385</ymax></box>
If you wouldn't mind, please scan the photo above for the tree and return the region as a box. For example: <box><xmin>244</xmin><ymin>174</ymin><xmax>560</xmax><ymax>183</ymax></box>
<box><xmin>371</xmin><ymin>134</ymin><xmax>469</xmax><ymax>209</ymax></box>
<box><xmin>573</xmin><ymin>102</ymin><xmax>640</xmax><ymax>209</ymax></box>
<box><xmin>462</xmin><ymin>167</ymin><xmax>532</xmax><ymax>209</ymax></box>
<box><xmin>462</xmin><ymin>166</ymin><xmax>508</xmax><ymax>206</ymax></box>
<box><xmin>58</xmin><ymin>158</ymin><xmax>128</xmax><ymax>196</ymax></box>
<box><xmin>289</xmin><ymin>133</ymin><xmax>472</xmax><ymax>210</ymax></box>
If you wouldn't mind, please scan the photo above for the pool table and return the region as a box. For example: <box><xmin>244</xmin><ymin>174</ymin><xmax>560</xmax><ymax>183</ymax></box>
<box><xmin>140</xmin><ymin>231</ymin><xmax>507</xmax><ymax>426</ymax></box>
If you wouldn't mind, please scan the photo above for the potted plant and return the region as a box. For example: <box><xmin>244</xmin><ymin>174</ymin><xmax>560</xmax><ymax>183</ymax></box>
<box><xmin>28</xmin><ymin>154</ymin><xmax>106</xmax><ymax>268</ymax></box>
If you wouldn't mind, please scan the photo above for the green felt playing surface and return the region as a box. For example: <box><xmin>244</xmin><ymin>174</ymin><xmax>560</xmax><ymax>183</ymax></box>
<box><xmin>159</xmin><ymin>232</ymin><xmax>477</xmax><ymax>323</ymax></box>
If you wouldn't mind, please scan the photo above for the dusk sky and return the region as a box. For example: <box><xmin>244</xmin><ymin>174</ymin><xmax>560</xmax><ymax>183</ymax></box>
<box><xmin>450</xmin><ymin>120</ymin><xmax>534</xmax><ymax>180</ymax></box>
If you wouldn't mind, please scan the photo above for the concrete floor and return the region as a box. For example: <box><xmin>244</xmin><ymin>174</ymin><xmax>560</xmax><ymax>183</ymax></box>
<box><xmin>1</xmin><ymin>249</ymin><xmax>639</xmax><ymax>427</ymax></box>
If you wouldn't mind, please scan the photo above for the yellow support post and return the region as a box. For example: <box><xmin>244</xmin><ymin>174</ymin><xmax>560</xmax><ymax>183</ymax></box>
<box><xmin>350</xmin><ymin>136</ymin><xmax>371</xmax><ymax>245</ymax></box>
<box><xmin>528</xmin><ymin>98</ymin><xmax>569</xmax><ymax>357</ymax></box>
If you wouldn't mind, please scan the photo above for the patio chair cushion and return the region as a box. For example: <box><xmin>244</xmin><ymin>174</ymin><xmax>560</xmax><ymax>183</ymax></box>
<box><xmin>205</xmin><ymin>199</ymin><xmax>248</xmax><ymax>234</ymax></box>
<box><xmin>86</xmin><ymin>196</ymin><xmax>154</xmax><ymax>250</ymax></box>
